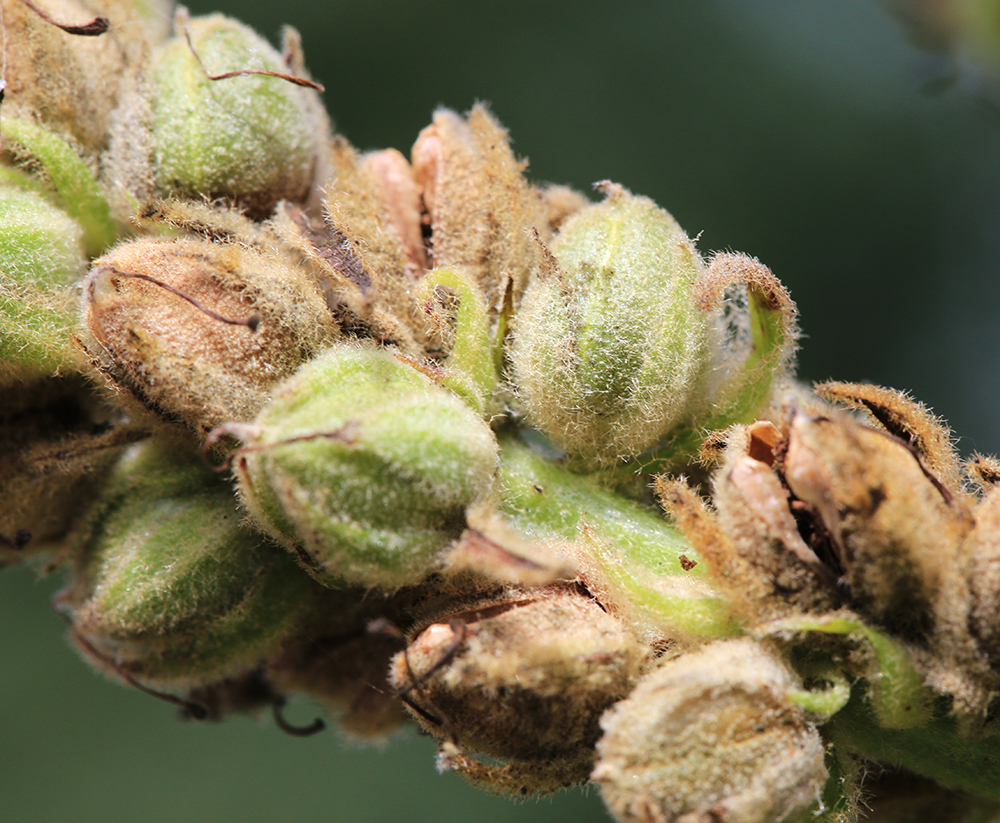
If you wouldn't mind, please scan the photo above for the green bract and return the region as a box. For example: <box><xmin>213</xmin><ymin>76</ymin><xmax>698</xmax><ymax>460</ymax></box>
<box><xmin>511</xmin><ymin>185</ymin><xmax>708</xmax><ymax>468</ymax></box>
<box><xmin>232</xmin><ymin>344</ymin><xmax>500</xmax><ymax>589</ymax></box>
<box><xmin>149</xmin><ymin>13</ymin><xmax>325</xmax><ymax>216</ymax></box>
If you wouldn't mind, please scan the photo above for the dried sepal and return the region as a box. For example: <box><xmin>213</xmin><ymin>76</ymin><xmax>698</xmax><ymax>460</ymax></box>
<box><xmin>412</xmin><ymin>105</ymin><xmax>547</xmax><ymax>317</ymax></box>
<box><xmin>815</xmin><ymin>380</ymin><xmax>964</xmax><ymax>497</ymax></box>
<box><xmin>965</xmin><ymin>452</ymin><xmax>1000</xmax><ymax>491</ymax></box>
<box><xmin>670</xmin><ymin>423</ymin><xmax>842</xmax><ymax>624</ymax></box>
<box><xmin>273</xmin><ymin>142</ymin><xmax>432</xmax><ymax>359</ymax></box>
<box><xmin>593</xmin><ymin>638</ymin><xmax>827</xmax><ymax>823</ymax></box>
<box><xmin>81</xmin><ymin>235</ymin><xmax>340</xmax><ymax>439</ymax></box>
<box><xmin>783</xmin><ymin>408</ymin><xmax>971</xmax><ymax>643</ymax></box>
<box><xmin>389</xmin><ymin>584</ymin><xmax>650</xmax><ymax>795</ymax></box>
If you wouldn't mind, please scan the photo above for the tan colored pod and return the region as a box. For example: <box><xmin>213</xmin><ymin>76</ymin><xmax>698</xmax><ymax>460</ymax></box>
<box><xmin>81</xmin><ymin>236</ymin><xmax>340</xmax><ymax>438</ymax></box>
<box><xmin>594</xmin><ymin>638</ymin><xmax>827</xmax><ymax>823</ymax></box>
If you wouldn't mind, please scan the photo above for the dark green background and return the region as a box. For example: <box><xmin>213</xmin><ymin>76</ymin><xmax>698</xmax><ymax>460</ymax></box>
<box><xmin>5</xmin><ymin>2</ymin><xmax>1000</xmax><ymax>822</ymax></box>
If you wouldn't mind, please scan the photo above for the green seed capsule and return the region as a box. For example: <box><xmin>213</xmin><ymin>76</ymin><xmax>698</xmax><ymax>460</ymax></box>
<box><xmin>62</xmin><ymin>439</ymin><xmax>318</xmax><ymax>691</ymax></box>
<box><xmin>0</xmin><ymin>176</ymin><xmax>88</xmax><ymax>386</ymax></box>
<box><xmin>148</xmin><ymin>13</ymin><xmax>326</xmax><ymax>217</ymax></box>
<box><xmin>510</xmin><ymin>184</ymin><xmax>709</xmax><ymax>468</ymax></box>
<box><xmin>231</xmin><ymin>344</ymin><xmax>500</xmax><ymax>589</ymax></box>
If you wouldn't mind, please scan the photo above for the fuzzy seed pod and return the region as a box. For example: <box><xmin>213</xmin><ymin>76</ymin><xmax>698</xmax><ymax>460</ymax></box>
<box><xmin>510</xmin><ymin>184</ymin><xmax>709</xmax><ymax>467</ymax></box>
<box><xmin>0</xmin><ymin>176</ymin><xmax>88</xmax><ymax>386</ymax></box>
<box><xmin>593</xmin><ymin>638</ymin><xmax>827</xmax><ymax>823</ymax></box>
<box><xmin>81</xmin><ymin>236</ymin><xmax>340</xmax><ymax>439</ymax></box>
<box><xmin>230</xmin><ymin>344</ymin><xmax>500</xmax><ymax>589</ymax></box>
<box><xmin>0</xmin><ymin>0</ymin><xmax>170</xmax><ymax>156</ymax></box>
<box><xmin>148</xmin><ymin>13</ymin><xmax>327</xmax><ymax>217</ymax></box>
<box><xmin>61</xmin><ymin>439</ymin><xmax>319</xmax><ymax>691</ymax></box>
<box><xmin>390</xmin><ymin>585</ymin><xmax>650</xmax><ymax>794</ymax></box>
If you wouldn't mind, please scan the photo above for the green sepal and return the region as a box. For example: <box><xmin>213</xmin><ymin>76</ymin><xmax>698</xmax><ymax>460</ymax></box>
<box><xmin>418</xmin><ymin>267</ymin><xmax>495</xmax><ymax>414</ymax></box>
<box><xmin>761</xmin><ymin>612</ymin><xmax>932</xmax><ymax>729</ymax></box>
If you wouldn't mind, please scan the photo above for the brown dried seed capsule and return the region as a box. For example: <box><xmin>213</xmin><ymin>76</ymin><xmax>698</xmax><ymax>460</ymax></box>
<box><xmin>266</xmin><ymin>587</ymin><xmax>413</xmax><ymax>741</ymax></box>
<box><xmin>593</xmin><ymin>638</ymin><xmax>827</xmax><ymax>823</ymax></box>
<box><xmin>783</xmin><ymin>408</ymin><xmax>971</xmax><ymax>643</ymax></box>
<box><xmin>80</xmin><ymin>236</ymin><xmax>340</xmax><ymax>439</ymax></box>
<box><xmin>389</xmin><ymin>584</ymin><xmax>650</xmax><ymax>794</ymax></box>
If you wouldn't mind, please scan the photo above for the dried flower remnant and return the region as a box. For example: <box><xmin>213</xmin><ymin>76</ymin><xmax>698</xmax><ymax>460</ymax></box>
<box><xmin>0</xmin><ymin>0</ymin><xmax>171</xmax><ymax>156</ymax></box>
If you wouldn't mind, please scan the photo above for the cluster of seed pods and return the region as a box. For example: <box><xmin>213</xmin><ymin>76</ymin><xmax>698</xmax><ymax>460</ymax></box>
<box><xmin>6</xmin><ymin>3</ymin><xmax>1000</xmax><ymax>822</ymax></box>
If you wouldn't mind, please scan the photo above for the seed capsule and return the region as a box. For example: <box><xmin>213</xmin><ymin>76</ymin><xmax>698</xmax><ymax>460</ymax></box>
<box><xmin>148</xmin><ymin>13</ymin><xmax>327</xmax><ymax>217</ymax></box>
<box><xmin>390</xmin><ymin>585</ymin><xmax>650</xmax><ymax>794</ymax></box>
<box><xmin>230</xmin><ymin>344</ymin><xmax>500</xmax><ymax>589</ymax></box>
<box><xmin>81</xmin><ymin>236</ymin><xmax>339</xmax><ymax>439</ymax></box>
<box><xmin>0</xmin><ymin>177</ymin><xmax>88</xmax><ymax>386</ymax></box>
<box><xmin>61</xmin><ymin>439</ymin><xmax>318</xmax><ymax>691</ymax></box>
<box><xmin>510</xmin><ymin>184</ymin><xmax>708</xmax><ymax>467</ymax></box>
<box><xmin>593</xmin><ymin>638</ymin><xmax>827</xmax><ymax>823</ymax></box>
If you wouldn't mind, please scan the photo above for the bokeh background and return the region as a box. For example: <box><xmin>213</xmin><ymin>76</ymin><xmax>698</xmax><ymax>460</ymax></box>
<box><xmin>5</xmin><ymin>1</ymin><xmax>1000</xmax><ymax>821</ymax></box>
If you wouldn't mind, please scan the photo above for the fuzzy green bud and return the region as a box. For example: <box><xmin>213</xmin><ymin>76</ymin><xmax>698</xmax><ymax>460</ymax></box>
<box><xmin>511</xmin><ymin>184</ymin><xmax>708</xmax><ymax>467</ymax></box>
<box><xmin>230</xmin><ymin>344</ymin><xmax>500</xmax><ymax>589</ymax></box>
<box><xmin>593</xmin><ymin>638</ymin><xmax>827</xmax><ymax>823</ymax></box>
<box><xmin>148</xmin><ymin>13</ymin><xmax>327</xmax><ymax>217</ymax></box>
<box><xmin>61</xmin><ymin>439</ymin><xmax>318</xmax><ymax>691</ymax></box>
<box><xmin>0</xmin><ymin>174</ymin><xmax>88</xmax><ymax>385</ymax></box>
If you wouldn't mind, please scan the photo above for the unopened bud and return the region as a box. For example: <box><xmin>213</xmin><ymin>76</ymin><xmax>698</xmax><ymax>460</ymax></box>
<box><xmin>229</xmin><ymin>344</ymin><xmax>499</xmax><ymax>589</ymax></box>
<box><xmin>510</xmin><ymin>184</ymin><xmax>708</xmax><ymax>467</ymax></box>
<box><xmin>594</xmin><ymin>638</ymin><xmax>827</xmax><ymax>823</ymax></box>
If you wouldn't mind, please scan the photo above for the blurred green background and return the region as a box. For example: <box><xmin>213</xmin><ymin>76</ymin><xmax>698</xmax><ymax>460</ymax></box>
<box><xmin>4</xmin><ymin>2</ymin><xmax>1000</xmax><ymax>821</ymax></box>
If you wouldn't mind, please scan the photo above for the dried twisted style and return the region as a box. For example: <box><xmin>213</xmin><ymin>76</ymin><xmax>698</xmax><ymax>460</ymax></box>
<box><xmin>4</xmin><ymin>3</ymin><xmax>1000</xmax><ymax>822</ymax></box>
